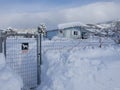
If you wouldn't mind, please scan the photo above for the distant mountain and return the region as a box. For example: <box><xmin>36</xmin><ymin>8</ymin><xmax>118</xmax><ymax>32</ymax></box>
<box><xmin>85</xmin><ymin>20</ymin><xmax>120</xmax><ymax>34</ymax></box>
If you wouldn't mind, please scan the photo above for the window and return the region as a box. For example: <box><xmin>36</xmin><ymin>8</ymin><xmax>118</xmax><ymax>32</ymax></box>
<box><xmin>60</xmin><ymin>30</ymin><xmax>63</xmax><ymax>33</ymax></box>
<box><xmin>73</xmin><ymin>31</ymin><xmax>78</xmax><ymax>35</ymax></box>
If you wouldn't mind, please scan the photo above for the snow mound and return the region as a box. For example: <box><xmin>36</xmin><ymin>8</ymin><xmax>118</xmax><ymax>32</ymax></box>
<box><xmin>38</xmin><ymin>46</ymin><xmax>120</xmax><ymax>90</ymax></box>
<box><xmin>0</xmin><ymin>53</ymin><xmax>23</xmax><ymax>90</ymax></box>
<box><xmin>58</xmin><ymin>22</ymin><xmax>88</xmax><ymax>29</ymax></box>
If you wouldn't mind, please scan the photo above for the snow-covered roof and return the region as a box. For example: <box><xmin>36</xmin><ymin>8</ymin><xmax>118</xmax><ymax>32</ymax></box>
<box><xmin>58</xmin><ymin>22</ymin><xmax>88</xmax><ymax>29</ymax></box>
<box><xmin>15</xmin><ymin>29</ymin><xmax>36</xmax><ymax>34</ymax></box>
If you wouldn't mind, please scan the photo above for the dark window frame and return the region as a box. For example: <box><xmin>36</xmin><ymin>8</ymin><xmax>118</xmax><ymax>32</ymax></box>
<box><xmin>73</xmin><ymin>31</ymin><xmax>78</xmax><ymax>35</ymax></box>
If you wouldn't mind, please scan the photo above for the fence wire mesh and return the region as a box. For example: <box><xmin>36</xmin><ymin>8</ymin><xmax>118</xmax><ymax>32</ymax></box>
<box><xmin>2</xmin><ymin>34</ymin><xmax>117</xmax><ymax>90</ymax></box>
<box><xmin>42</xmin><ymin>39</ymin><xmax>116</xmax><ymax>52</ymax></box>
<box><xmin>5</xmin><ymin>37</ymin><xmax>38</xmax><ymax>89</ymax></box>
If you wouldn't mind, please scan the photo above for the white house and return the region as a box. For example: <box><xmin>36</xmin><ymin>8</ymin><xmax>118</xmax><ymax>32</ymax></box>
<box><xmin>58</xmin><ymin>22</ymin><xmax>90</xmax><ymax>39</ymax></box>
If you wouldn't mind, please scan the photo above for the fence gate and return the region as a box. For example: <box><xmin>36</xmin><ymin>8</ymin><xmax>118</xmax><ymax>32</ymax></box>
<box><xmin>4</xmin><ymin>34</ymin><xmax>40</xmax><ymax>90</ymax></box>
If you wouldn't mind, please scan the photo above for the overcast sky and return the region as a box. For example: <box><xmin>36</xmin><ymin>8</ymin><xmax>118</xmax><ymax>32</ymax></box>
<box><xmin>0</xmin><ymin>0</ymin><xmax>120</xmax><ymax>29</ymax></box>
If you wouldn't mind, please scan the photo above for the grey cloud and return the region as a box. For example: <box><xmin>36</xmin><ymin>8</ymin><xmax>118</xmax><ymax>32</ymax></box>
<box><xmin>63</xmin><ymin>2</ymin><xmax>120</xmax><ymax>23</ymax></box>
<box><xmin>0</xmin><ymin>2</ymin><xmax>120</xmax><ymax>29</ymax></box>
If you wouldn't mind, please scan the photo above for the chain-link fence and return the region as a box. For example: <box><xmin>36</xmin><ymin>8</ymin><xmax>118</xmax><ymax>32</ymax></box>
<box><xmin>1</xmin><ymin>33</ymin><xmax>41</xmax><ymax>90</ymax></box>
<box><xmin>42</xmin><ymin>38</ymin><xmax>116</xmax><ymax>52</ymax></box>
<box><xmin>0</xmin><ymin>31</ymin><xmax>117</xmax><ymax>90</ymax></box>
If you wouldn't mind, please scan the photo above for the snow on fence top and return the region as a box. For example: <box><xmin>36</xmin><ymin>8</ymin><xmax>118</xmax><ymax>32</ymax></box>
<box><xmin>58</xmin><ymin>22</ymin><xmax>88</xmax><ymax>29</ymax></box>
<box><xmin>16</xmin><ymin>29</ymin><xmax>36</xmax><ymax>34</ymax></box>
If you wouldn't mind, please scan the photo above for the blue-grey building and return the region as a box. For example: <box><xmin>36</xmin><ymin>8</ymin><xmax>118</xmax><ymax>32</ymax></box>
<box><xmin>58</xmin><ymin>22</ymin><xmax>91</xmax><ymax>39</ymax></box>
<box><xmin>46</xmin><ymin>29</ymin><xmax>58</xmax><ymax>40</ymax></box>
<box><xmin>46</xmin><ymin>22</ymin><xmax>91</xmax><ymax>40</ymax></box>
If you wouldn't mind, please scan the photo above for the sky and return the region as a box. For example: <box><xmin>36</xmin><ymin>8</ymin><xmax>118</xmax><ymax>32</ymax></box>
<box><xmin>0</xmin><ymin>0</ymin><xmax>120</xmax><ymax>29</ymax></box>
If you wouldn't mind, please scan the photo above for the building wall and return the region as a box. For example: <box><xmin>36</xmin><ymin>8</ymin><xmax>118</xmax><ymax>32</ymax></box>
<box><xmin>46</xmin><ymin>27</ymin><xmax>89</xmax><ymax>40</ymax></box>
<box><xmin>59</xmin><ymin>27</ymin><xmax>82</xmax><ymax>39</ymax></box>
<box><xmin>46</xmin><ymin>30</ymin><xmax>58</xmax><ymax>40</ymax></box>
<box><xmin>64</xmin><ymin>30</ymin><xmax>71</xmax><ymax>38</ymax></box>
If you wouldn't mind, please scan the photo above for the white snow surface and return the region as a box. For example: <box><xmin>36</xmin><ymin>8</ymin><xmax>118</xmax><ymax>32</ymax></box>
<box><xmin>58</xmin><ymin>22</ymin><xmax>88</xmax><ymax>29</ymax></box>
<box><xmin>38</xmin><ymin>39</ymin><xmax>120</xmax><ymax>90</ymax></box>
<box><xmin>0</xmin><ymin>53</ymin><xmax>23</xmax><ymax>90</ymax></box>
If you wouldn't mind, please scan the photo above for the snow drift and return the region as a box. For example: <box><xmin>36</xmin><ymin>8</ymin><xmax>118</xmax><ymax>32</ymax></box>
<box><xmin>38</xmin><ymin>44</ymin><xmax>120</xmax><ymax>90</ymax></box>
<box><xmin>0</xmin><ymin>53</ymin><xmax>23</xmax><ymax>90</ymax></box>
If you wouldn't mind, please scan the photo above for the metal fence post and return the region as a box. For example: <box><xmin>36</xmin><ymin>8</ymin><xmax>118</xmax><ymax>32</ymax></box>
<box><xmin>0</xmin><ymin>30</ymin><xmax>3</xmax><ymax>53</ymax></box>
<box><xmin>37</xmin><ymin>24</ymin><xmax>46</xmax><ymax>85</ymax></box>
<box><xmin>0</xmin><ymin>31</ymin><xmax>6</xmax><ymax>54</ymax></box>
<box><xmin>37</xmin><ymin>31</ymin><xmax>41</xmax><ymax>85</ymax></box>
<box><xmin>0</xmin><ymin>37</ymin><xmax>2</xmax><ymax>53</ymax></box>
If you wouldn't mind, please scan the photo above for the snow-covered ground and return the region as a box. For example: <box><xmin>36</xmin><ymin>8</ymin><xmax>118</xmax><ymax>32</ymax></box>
<box><xmin>0</xmin><ymin>53</ymin><xmax>23</xmax><ymax>90</ymax></box>
<box><xmin>37</xmin><ymin>38</ymin><xmax>120</xmax><ymax>90</ymax></box>
<box><xmin>0</xmin><ymin>36</ymin><xmax>120</xmax><ymax>90</ymax></box>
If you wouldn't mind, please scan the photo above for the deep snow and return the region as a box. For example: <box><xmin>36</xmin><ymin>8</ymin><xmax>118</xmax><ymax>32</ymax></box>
<box><xmin>0</xmin><ymin>53</ymin><xmax>23</xmax><ymax>90</ymax></box>
<box><xmin>0</xmin><ymin>36</ymin><xmax>120</xmax><ymax>90</ymax></box>
<box><xmin>38</xmin><ymin>39</ymin><xmax>120</xmax><ymax>90</ymax></box>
